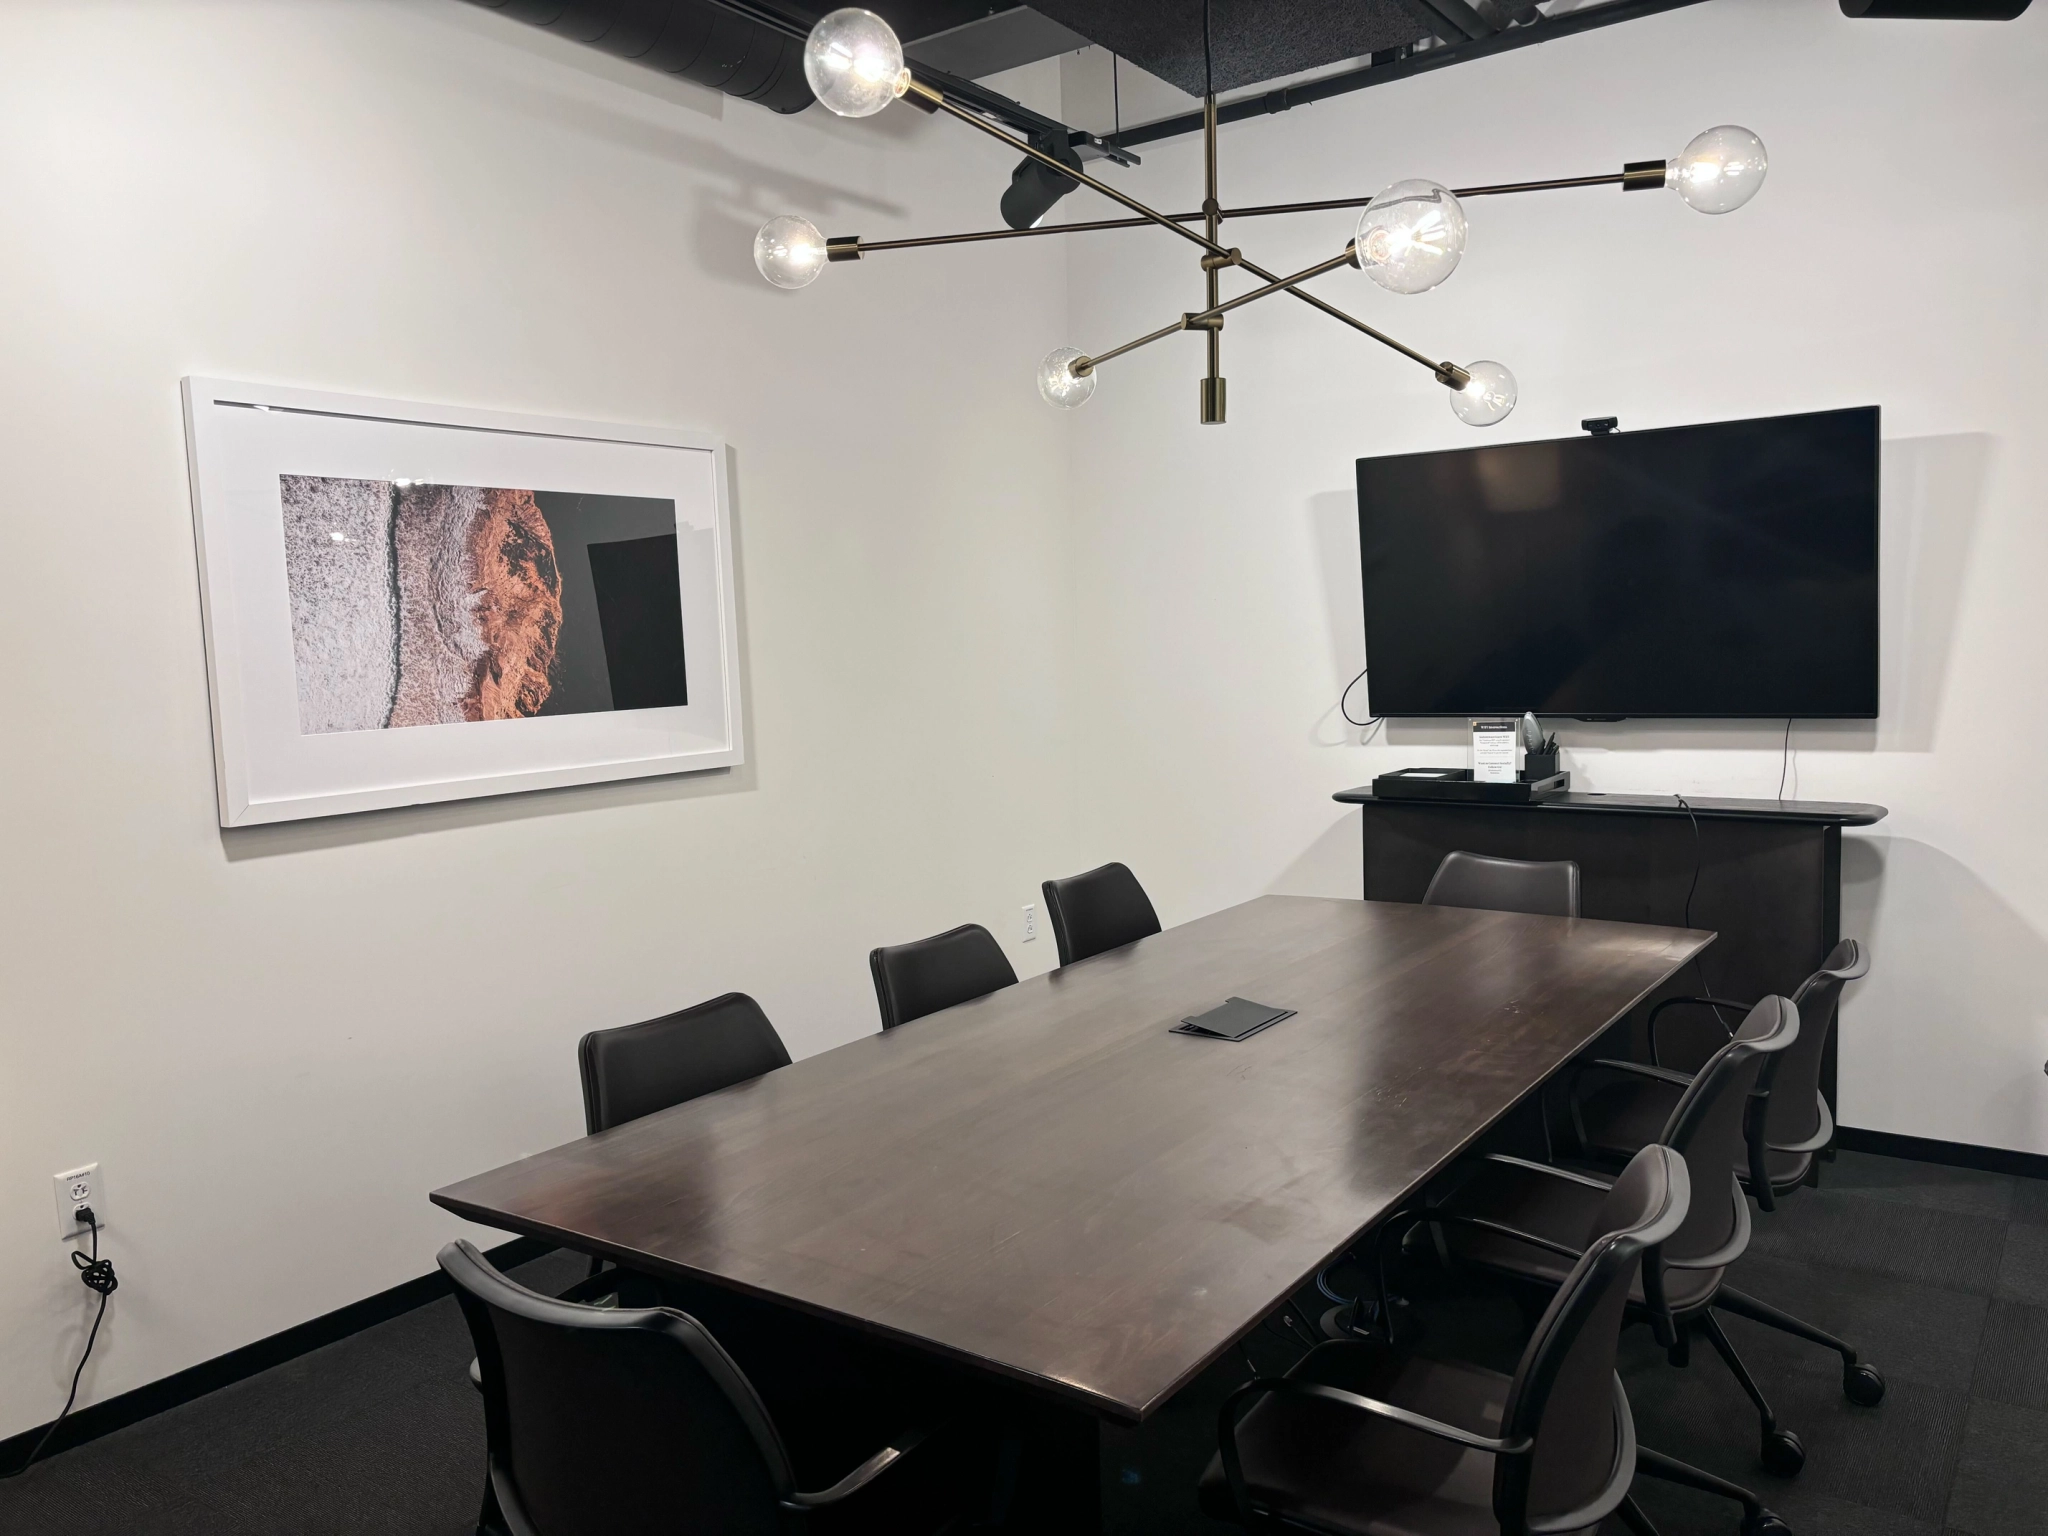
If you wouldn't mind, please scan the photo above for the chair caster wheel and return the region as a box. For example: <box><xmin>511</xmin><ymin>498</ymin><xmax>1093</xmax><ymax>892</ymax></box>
<box><xmin>1761</xmin><ymin>1428</ymin><xmax>1806</xmax><ymax>1477</ymax></box>
<box><xmin>1745</xmin><ymin>1513</ymin><xmax>1794</xmax><ymax>1536</ymax></box>
<box><xmin>1844</xmin><ymin>1363</ymin><xmax>1886</xmax><ymax>1406</ymax></box>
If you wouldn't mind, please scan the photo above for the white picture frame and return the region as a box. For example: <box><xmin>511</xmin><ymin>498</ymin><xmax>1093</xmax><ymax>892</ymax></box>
<box><xmin>181</xmin><ymin>378</ymin><xmax>744</xmax><ymax>827</ymax></box>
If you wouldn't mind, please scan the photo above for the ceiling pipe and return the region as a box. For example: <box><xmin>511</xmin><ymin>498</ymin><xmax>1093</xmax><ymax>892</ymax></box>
<box><xmin>1840</xmin><ymin>1</ymin><xmax>2030</xmax><ymax>13</ymax></box>
<box><xmin>458</xmin><ymin>0</ymin><xmax>818</xmax><ymax>113</ymax></box>
<box><xmin>1105</xmin><ymin>0</ymin><xmax>1710</xmax><ymax>152</ymax></box>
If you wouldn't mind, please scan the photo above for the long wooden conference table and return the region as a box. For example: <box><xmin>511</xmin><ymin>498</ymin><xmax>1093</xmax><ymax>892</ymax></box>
<box><xmin>432</xmin><ymin>895</ymin><xmax>1711</xmax><ymax>1526</ymax></box>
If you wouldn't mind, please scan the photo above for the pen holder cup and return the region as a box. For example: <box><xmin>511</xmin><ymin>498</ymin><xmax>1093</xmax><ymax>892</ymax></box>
<box><xmin>1521</xmin><ymin>749</ymin><xmax>1560</xmax><ymax>782</ymax></box>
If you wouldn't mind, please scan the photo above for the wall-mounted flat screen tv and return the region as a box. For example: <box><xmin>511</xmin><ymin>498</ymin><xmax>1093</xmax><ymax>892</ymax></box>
<box><xmin>1356</xmin><ymin>406</ymin><xmax>1879</xmax><ymax>719</ymax></box>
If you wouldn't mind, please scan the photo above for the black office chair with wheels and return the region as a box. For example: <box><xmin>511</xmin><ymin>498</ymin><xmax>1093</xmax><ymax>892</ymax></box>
<box><xmin>443</xmin><ymin>1240</ymin><xmax>959</xmax><ymax>1536</ymax></box>
<box><xmin>869</xmin><ymin>923</ymin><xmax>1017</xmax><ymax>1030</ymax></box>
<box><xmin>579</xmin><ymin>992</ymin><xmax>792</xmax><ymax>1137</ymax></box>
<box><xmin>1571</xmin><ymin>940</ymin><xmax>1885</xmax><ymax>1408</ymax></box>
<box><xmin>1040</xmin><ymin>861</ymin><xmax>1162</xmax><ymax>966</ymax></box>
<box><xmin>1420</xmin><ymin>996</ymin><xmax>1811</xmax><ymax>1477</ymax></box>
<box><xmin>1423</xmin><ymin>850</ymin><xmax>1582</xmax><ymax>919</ymax></box>
<box><xmin>1200</xmin><ymin>1146</ymin><xmax>1790</xmax><ymax>1536</ymax></box>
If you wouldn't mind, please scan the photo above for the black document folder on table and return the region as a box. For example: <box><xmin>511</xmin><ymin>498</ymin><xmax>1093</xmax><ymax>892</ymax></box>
<box><xmin>1171</xmin><ymin>997</ymin><xmax>1296</xmax><ymax>1042</ymax></box>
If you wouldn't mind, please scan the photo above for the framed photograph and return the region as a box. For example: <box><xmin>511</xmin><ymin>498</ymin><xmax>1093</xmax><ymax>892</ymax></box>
<box><xmin>181</xmin><ymin>378</ymin><xmax>744</xmax><ymax>827</ymax></box>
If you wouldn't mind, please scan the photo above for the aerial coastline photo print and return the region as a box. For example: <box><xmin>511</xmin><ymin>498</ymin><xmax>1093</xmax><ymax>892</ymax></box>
<box><xmin>279</xmin><ymin>476</ymin><xmax>687</xmax><ymax>735</ymax></box>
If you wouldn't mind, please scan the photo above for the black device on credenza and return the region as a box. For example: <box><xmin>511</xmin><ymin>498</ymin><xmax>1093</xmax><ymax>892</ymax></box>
<box><xmin>1355</xmin><ymin>406</ymin><xmax>1880</xmax><ymax>719</ymax></box>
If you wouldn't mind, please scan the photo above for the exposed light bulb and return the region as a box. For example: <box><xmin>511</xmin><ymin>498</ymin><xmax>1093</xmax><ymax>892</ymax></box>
<box><xmin>754</xmin><ymin>216</ymin><xmax>827</xmax><ymax>289</ymax></box>
<box><xmin>1667</xmin><ymin>126</ymin><xmax>1768</xmax><ymax>214</ymax></box>
<box><xmin>1038</xmin><ymin>347</ymin><xmax>1096</xmax><ymax>409</ymax></box>
<box><xmin>1354</xmin><ymin>180</ymin><xmax>1467</xmax><ymax>295</ymax></box>
<box><xmin>1448</xmin><ymin>361</ymin><xmax>1516</xmax><ymax>427</ymax></box>
<box><xmin>803</xmin><ymin>8</ymin><xmax>909</xmax><ymax>119</ymax></box>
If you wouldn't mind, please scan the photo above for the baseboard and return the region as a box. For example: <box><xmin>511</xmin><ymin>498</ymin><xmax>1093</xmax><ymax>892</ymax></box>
<box><xmin>0</xmin><ymin>1235</ymin><xmax>552</xmax><ymax>1471</ymax></box>
<box><xmin>1838</xmin><ymin>1125</ymin><xmax>2048</xmax><ymax>1182</ymax></box>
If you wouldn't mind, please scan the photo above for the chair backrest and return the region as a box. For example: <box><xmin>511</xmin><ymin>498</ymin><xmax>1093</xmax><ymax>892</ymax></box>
<box><xmin>1495</xmin><ymin>1145</ymin><xmax>1688</xmax><ymax>1534</ymax></box>
<box><xmin>578</xmin><ymin>993</ymin><xmax>791</xmax><ymax>1136</ymax></box>
<box><xmin>1041</xmin><ymin>862</ymin><xmax>1162</xmax><ymax>966</ymax></box>
<box><xmin>442</xmin><ymin>1239</ymin><xmax>794</xmax><ymax>1536</ymax></box>
<box><xmin>1644</xmin><ymin>995</ymin><xmax>1798</xmax><ymax>1270</ymax></box>
<box><xmin>1761</xmin><ymin>939</ymin><xmax>1867</xmax><ymax>1150</ymax></box>
<box><xmin>1422</xmin><ymin>850</ymin><xmax>1582</xmax><ymax>919</ymax></box>
<box><xmin>869</xmin><ymin>923</ymin><xmax>1018</xmax><ymax>1030</ymax></box>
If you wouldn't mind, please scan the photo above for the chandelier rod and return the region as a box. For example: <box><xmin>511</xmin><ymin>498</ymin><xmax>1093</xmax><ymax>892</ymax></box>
<box><xmin>911</xmin><ymin>79</ymin><xmax>1454</xmax><ymax>380</ymax></box>
<box><xmin>1076</xmin><ymin>245</ymin><xmax>1362</xmax><ymax>377</ymax></box>
<box><xmin>843</xmin><ymin>170</ymin><xmax>1639</xmax><ymax>255</ymax></box>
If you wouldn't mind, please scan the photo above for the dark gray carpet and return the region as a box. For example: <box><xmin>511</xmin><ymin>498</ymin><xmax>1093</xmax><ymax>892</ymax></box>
<box><xmin>0</xmin><ymin>1153</ymin><xmax>2042</xmax><ymax>1536</ymax></box>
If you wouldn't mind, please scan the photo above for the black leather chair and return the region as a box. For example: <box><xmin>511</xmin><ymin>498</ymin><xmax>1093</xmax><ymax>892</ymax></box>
<box><xmin>1423</xmin><ymin>996</ymin><xmax>1812</xmax><ymax>1475</ymax></box>
<box><xmin>869</xmin><ymin>924</ymin><xmax>1017</xmax><ymax>1030</ymax></box>
<box><xmin>443</xmin><ymin>1240</ymin><xmax>959</xmax><ymax>1536</ymax></box>
<box><xmin>568</xmin><ymin>994</ymin><xmax>792</xmax><ymax>1284</ymax></box>
<box><xmin>1040</xmin><ymin>862</ymin><xmax>1162</xmax><ymax>966</ymax></box>
<box><xmin>1200</xmin><ymin>1146</ymin><xmax>1789</xmax><ymax>1536</ymax></box>
<box><xmin>579</xmin><ymin>992</ymin><xmax>791</xmax><ymax>1136</ymax></box>
<box><xmin>1572</xmin><ymin>941</ymin><xmax>1885</xmax><ymax>1408</ymax></box>
<box><xmin>1423</xmin><ymin>850</ymin><xmax>1581</xmax><ymax>919</ymax></box>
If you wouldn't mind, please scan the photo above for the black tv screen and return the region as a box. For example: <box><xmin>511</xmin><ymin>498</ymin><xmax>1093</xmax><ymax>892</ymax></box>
<box><xmin>1356</xmin><ymin>407</ymin><xmax>1879</xmax><ymax>719</ymax></box>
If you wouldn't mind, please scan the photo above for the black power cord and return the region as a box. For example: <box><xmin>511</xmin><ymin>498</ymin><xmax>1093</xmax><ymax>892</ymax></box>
<box><xmin>1777</xmin><ymin>717</ymin><xmax>1793</xmax><ymax>802</ymax></box>
<box><xmin>4</xmin><ymin>1208</ymin><xmax>117</xmax><ymax>1479</ymax></box>
<box><xmin>1339</xmin><ymin>665</ymin><xmax>1383</xmax><ymax>737</ymax></box>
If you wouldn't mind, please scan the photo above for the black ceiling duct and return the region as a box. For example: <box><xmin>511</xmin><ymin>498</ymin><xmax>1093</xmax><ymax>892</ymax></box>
<box><xmin>1840</xmin><ymin>0</ymin><xmax>2031</xmax><ymax>14</ymax></box>
<box><xmin>461</xmin><ymin>0</ymin><xmax>818</xmax><ymax>113</ymax></box>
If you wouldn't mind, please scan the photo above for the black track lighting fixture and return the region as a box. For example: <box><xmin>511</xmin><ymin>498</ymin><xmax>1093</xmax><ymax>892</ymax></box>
<box><xmin>1000</xmin><ymin>131</ymin><xmax>1084</xmax><ymax>230</ymax></box>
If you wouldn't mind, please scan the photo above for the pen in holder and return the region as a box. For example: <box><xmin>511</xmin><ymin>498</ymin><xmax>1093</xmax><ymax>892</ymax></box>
<box><xmin>1522</xmin><ymin>747</ymin><xmax>1561</xmax><ymax>782</ymax></box>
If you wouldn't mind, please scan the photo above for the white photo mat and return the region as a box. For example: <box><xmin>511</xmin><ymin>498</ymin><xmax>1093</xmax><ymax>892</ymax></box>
<box><xmin>182</xmin><ymin>378</ymin><xmax>744</xmax><ymax>826</ymax></box>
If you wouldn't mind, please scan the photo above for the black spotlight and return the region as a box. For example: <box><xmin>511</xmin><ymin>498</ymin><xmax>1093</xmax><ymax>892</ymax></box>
<box><xmin>1000</xmin><ymin>131</ymin><xmax>1084</xmax><ymax>231</ymax></box>
<box><xmin>1841</xmin><ymin>1</ymin><xmax>2030</xmax><ymax>15</ymax></box>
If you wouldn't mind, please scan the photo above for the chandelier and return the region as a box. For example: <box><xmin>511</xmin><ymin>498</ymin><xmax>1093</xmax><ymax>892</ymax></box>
<box><xmin>752</xmin><ymin>8</ymin><xmax>1768</xmax><ymax>428</ymax></box>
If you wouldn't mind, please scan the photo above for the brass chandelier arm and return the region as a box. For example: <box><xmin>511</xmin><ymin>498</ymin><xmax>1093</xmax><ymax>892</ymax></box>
<box><xmin>844</xmin><ymin>169</ymin><xmax>1653</xmax><ymax>255</ymax></box>
<box><xmin>1073</xmin><ymin>246</ymin><xmax>1361</xmax><ymax>378</ymax></box>
<box><xmin>911</xmin><ymin>77</ymin><xmax>1454</xmax><ymax>383</ymax></box>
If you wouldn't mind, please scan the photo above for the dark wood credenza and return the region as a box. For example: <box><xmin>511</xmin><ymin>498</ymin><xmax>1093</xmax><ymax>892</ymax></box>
<box><xmin>1333</xmin><ymin>787</ymin><xmax>1887</xmax><ymax>1108</ymax></box>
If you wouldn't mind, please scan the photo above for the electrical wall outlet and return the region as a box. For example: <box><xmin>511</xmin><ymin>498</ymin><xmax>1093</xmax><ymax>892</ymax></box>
<box><xmin>1022</xmin><ymin>903</ymin><xmax>1038</xmax><ymax>942</ymax></box>
<box><xmin>53</xmin><ymin>1163</ymin><xmax>102</xmax><ymax>1238</ymax></box>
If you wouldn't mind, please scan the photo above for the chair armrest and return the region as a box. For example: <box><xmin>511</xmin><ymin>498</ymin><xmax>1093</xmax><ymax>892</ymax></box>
<box><xmin>1584</xmin><ymin>1058</ymin><xmax>1694</xmax><ymax>1088</ymax></box>
<box><xmin>1480</xmin><ymin>1154</ymin><xmax>1612</xmax><ymax>1191</ymax></box>
<box><xmin>1645</xmin><ymin>995</ymin><xmax>1754</xmax><ymax>1065</ymax></box>
<box><xmin>1217</xmin><ymin>1374</ymin><xmax>1531</xmax><ymax>1521</ymax></box>
<box><xmin>783</xmin><ymin>1427</ymin><xmax>929</xmax><ymax>1510</ymax></box>
<box><xmin>1223</xmin><ymin>1376</ymin><xmax>1531</xmax><ymax>1456</ymax></box>
<box><xmin>1426</xmin><ymin>1211</ymin><xmax>1587</xmax><ymax>1264</ymax></box>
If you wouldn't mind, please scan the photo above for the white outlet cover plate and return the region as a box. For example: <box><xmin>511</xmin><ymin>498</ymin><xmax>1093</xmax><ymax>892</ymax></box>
<box><xmin>53</xmin><ymin>1163</ymin><xmax>101</xmax><ymax>1237</ymax></box>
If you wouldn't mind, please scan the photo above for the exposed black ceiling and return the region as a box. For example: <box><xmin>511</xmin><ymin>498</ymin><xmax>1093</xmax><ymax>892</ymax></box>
<box><xmin>465</xmin><ymin>0</ymin><xmax>2039</xmax><ymax>136</ymax></box>
<box><xmin>1023</xmin><ymin>0</ymin><xmax>1434</xmax><ymax>95</ymax></box>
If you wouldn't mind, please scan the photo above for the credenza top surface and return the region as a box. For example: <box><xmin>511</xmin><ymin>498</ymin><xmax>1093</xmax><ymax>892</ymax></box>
<box><xmin>1332</xmin><ymin>788</ymin><xmax>1887</xmax><ymax>827</ymax></box>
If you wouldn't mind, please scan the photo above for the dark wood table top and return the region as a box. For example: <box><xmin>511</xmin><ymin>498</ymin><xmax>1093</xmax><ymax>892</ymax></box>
<box><xmin>432</xmin><ymin>896</ymin><xmax>1711</xmax><ymax>1422</ymax></box>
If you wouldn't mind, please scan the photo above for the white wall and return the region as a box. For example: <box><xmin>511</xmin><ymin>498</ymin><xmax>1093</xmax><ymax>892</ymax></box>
<box><xmin>5</xmin><ymin>0</ymin><xmax>2046</xmax><ymax>1449</ymax></box>
<box><xmin>0</xmin><ymin>1</ymin><xmax>1082</xmax><ymax>1441</ymax></box>
<box><xmin>1055</xmin><ymin>1</ymin><xmax>2048</xmax><ymax>1152</ymax></box>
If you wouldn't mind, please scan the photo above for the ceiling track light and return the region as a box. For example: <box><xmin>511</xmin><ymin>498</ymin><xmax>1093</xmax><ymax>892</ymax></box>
<box><xmin>757</xmin><ymin>7</ymin><xmax>1769</xmax><ymax>429</ymax></box>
